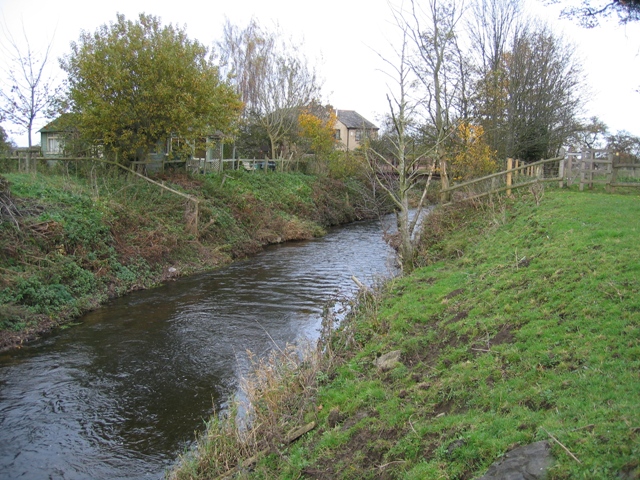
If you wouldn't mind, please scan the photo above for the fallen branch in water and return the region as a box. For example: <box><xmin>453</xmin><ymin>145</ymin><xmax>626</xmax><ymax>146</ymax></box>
<box><xmin>351</xmin><ymin>275</ymin><xmax>372</xmax><ymax>294</ymax></box>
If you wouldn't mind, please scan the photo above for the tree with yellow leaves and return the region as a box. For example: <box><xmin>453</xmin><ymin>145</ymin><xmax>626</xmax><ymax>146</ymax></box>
<box><xmin>298</xmin><ymin>107</ymin><xmax>337</xmax><ymax>157</ymax></box>
<box><xmin>451</xmin><ymin>122</ymin><xmax>498</xmax><ymax>181</ymax></box>
<box><xmin>298</xmin><ymin>106</ymin><xmax>361</xmax><ymax>178</ymax></box>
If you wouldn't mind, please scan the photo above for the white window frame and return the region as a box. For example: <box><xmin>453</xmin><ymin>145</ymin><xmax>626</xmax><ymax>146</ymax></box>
<box><xmin>48</xmin><ymin>135</ymin><xmax>62</xmax><ymax>154</ymax></box>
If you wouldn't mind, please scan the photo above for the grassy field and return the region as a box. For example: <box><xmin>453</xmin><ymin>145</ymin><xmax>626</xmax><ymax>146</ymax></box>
<box><xmin>172</xmin><ymin>187</ymin><xmax>640</xmax><ymax>479</ymax></box>
<box><xmin>0</xmin><ymin>167</ymin><xmax>379</xmax><ymax>349</ymax></box>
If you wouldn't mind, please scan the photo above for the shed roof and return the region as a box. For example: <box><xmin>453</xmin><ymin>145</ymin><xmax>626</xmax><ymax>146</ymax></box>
<box><xmin>336</xmin><ymin>110</ymin><xmax>378</xmax><ymax>130</ymax></box>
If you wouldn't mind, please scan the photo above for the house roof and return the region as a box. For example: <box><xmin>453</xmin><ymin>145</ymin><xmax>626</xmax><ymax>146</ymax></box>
<box><xmin>38</xmin><ymin>113</ymin><xmax>76</xmax><ymax>133</ymax></box>
<box><xmin>336</xmin><ymin>110</ymin><xmax>378</xmax><ymax>130</ymax></box>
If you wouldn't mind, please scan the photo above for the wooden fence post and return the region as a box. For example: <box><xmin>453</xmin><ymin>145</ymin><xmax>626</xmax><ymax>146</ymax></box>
<box><xmin>567</xmin><ymin>154</ymin><xmax>574</xmax><ymax>186</ymax></box>
<box><xmin>506</xmin><ymin>158</ymin><xmax>513</xmax><ymax>196</ymax></box>
<box><xmin>606</xmin><ymin>150</ymin><xmax>613</xmax><ymax>192</ymax></box>
<box><xmin>579</xmin><ymin>150</ymin><xmax>586</xmax><ymax>191</ymax></box>
<box><xmin>610</xmin><ymin>151</ymin><xmax>617</xmax><ymax>193</ymax></box>
<box><xmin>558</xmin><ymin>156</ymin><xmax>565</xmax><ymax>188</ymax></box>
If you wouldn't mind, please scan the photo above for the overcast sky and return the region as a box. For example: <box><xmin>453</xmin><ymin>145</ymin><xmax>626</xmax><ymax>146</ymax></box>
<box><xmin>1</xmin><ymin>0</ymin><xmax>639</xmax><ymax>146</ymax></box>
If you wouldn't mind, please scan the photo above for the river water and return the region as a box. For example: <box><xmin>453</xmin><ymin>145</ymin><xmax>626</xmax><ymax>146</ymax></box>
<box><xmin>0</xmin><ymin>217</ymin><xmax>397</xmax><ymax>479</ymax></box>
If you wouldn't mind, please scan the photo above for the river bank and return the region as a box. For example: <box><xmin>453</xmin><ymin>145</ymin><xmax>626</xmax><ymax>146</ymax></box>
<box><xmin>172</xmin><ymin>188</ymin><xmax>640</xmax><ymax>479</ymax></box>
<box><xmin>0</xmin><ymin>169</ymin><xmax>385</xmax><ymax>351</ymax></box>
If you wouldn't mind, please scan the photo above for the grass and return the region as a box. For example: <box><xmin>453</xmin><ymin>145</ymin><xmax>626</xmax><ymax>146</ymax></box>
<box><xmin>171</xmin><ymin>186</ymin><xmax>640</xmax><ymax>479</ymax></box>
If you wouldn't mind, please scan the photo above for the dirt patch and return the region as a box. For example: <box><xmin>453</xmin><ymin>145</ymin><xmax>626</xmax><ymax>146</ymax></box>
<box><xmin>470</xmin><ymin>325</ymin><xmax>516</xmax><ymax>357</ymax></box>
<box><xmin>446</xmin><ymin>310</ymin><xmax>469</xmax><ymax>325</ymax></box>
<box><xmin>523</xmin><ymin>397</ymin><xmax>555</xmax><ymax>411</ymax></box>
<box><xmin>341</xmin><ymin>409</ymin><xmax>379</xmax><ymax>430</ymax></box>
<box><xmin>490</xmin><ymin>325</ymin><xmax>515</xmax><ymax>347</ymax></box>
<box><xmin>444</xmin><ymin>288</ymin><xmax>465</xmax><ymax>299</ymax></box>
<box><xmin>448</xmin><ymin>333</ymin><xmax>470</xmax><ymax>349</ymax></box>
<box><xmin>517</xmin><ymin>257</ymin><xmax>531</xmax><ymax>268</ymax></box>
<box><xmin>155</xmin><ymin>172</ymin><xmax>204</xmax><ymax>190</ymax></box>
<box><xmin>327</xmin><ymin>408</ymin><xmax>346</xmax><ymax>428</ymax></box>
<box><xmin>303</xmin><ymin>424</ymin><xmax>402</xmax><ymax>480</ymax></box>
<box><xmin>432</xmin><ymin>398</ymin><xmax>456</xmax><ymax>417</ymax></box>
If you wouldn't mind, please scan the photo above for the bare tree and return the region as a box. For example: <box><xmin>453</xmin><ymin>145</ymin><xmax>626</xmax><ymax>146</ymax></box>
<box><xmin>402</xmin><ymin>0</ymin><xmax>467</xmax><ymax>193</ymax></box>
<box><xmin>366</xmin><ymin>27</ymin><xmax>436</xmax><ymax>273</ymax></box>
<box><xmin>361</xmin><ymin>0</ymin><xmax>472</xmax><ymax>271</ymax></box>
<box><xmin>0</xmin><ymin>25</ymin><xmax>60</xmax><ymax>171</ymax></box>
<box><xmin>467</xmin><ymin>0</ymin><xmax>524</xmax><ymax>157</ymax></box>
<box><xmin>501</xmin><ymin>25</ymin><xmax>584</xmax><ymax>160</ymax></box>
<box><xmin>468</xmin><ymin>0</ymin><xmax>523</xmax><ymax>73</ymax></box>
<box><xmin>217</xmin><ymin>19</ymin><xmax>321</xmax><ymax>159</ymax></box>
<box><xmin>255</xmin><ymin>50</ymin><xmax>320</xmax><ymax>159</ymax></box>
<box><xmin>218</xmin><ymin>19</ymin><xmax>274</xmax><ymax>110</ymax></box>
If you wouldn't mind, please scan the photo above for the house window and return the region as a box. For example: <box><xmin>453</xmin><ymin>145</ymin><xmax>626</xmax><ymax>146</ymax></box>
<box><xmin>47</xmin><ymin>135</ymin><xmax>62</xmax><ymax>154</ymax></box>
<box><xmin>334</xmin><ymin>129</ymin><xmax>341</xmax><ymax>140</ymax></box>
<box><xmin>355</xmin><ymin>130</ymin><xmax>375</xmax><ymax>142</ymax></box>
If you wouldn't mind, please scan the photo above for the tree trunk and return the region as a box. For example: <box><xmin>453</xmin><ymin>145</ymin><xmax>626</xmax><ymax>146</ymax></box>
<box><xmin>27</xmin><ymin>122</ymin><xmax>35</xmax><ymax>173</ymax></box>
<box><xmin>396</xmin><ymin>205</ymin><xmax>415</xmax><ymax>272</ymax></box>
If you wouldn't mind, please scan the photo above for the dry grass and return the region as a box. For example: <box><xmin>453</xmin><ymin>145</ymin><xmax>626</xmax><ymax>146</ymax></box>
<box><xmin>169</xmin><ymin>291</ymin><xmax>364</xmax><ymax>479</ymax></box>
<box><xmin>170</xmin><ymin>340</ymin><xmax>328</xmax><ymax>480</ymax></box>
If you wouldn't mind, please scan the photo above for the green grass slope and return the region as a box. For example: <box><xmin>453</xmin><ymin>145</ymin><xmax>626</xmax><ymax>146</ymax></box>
<box><xmin>241</xmin><ymin>190</ymin><xmax>639</xmax><ymax>479</ymax></box>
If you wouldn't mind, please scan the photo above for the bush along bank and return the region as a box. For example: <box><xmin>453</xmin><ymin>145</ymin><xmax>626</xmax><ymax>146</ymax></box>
<box><xmin>0</xmin><ymin>170</ymin><xmax>382</xmax><ymax>351</ymax></box>
<box><xmin>171</xmin><ymin>188</ymin><xmax>640</xmax><ymax>479</ymax></box>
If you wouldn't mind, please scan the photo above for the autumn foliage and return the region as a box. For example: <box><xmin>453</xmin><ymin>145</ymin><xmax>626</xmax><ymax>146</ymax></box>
<box><xmin>298</xmin><ymin>107</ymin><xmax>359</xmax><ymax>178</ymax></box>
<box><xmin>298</xmin><ymin>108</ymin><xmax>337</xmax><ymax>156</ymax></box>
<box><xmin>451</xmin><ymin>122</ymin><xmax>498</xmax><ymax>181</ymax></box>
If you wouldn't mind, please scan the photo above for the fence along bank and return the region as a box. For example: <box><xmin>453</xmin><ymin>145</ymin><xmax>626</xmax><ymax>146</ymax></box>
<box><xmin>440</xmin><ymin>148</ymin><xmax>640</xmax><ymax>203</ymax></box>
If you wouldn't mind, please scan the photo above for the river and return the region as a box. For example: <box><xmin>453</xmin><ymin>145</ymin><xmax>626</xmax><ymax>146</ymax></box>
<box><xmin>0</xmin><ymin>217</ymin><xmax>397</xmax><ymax>479</ymax></box>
